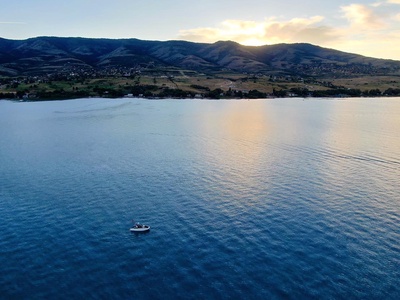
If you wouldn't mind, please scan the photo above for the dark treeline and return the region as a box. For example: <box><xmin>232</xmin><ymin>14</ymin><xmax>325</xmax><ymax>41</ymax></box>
<box><xmin>2</xmin><ymin>86</ymin><xmax>400</xmax><ymax>100</ymax></box>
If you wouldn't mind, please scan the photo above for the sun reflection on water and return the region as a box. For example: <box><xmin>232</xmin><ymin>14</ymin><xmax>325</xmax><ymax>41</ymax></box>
<box><xmin>192</xmin><ymin>101</ymin><xmax>275</xmax><ymax>205</ymax></box>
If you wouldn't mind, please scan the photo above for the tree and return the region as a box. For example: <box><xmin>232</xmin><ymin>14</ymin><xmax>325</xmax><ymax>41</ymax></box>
<box><xmin>247</xmin><ymin>89</ymin><xmax>266</xmax><ymax>99</ymax></box>
<box><xmin>273</xmin><ymin>89</ymin><xmax>287</xmax><ymax>97</ymax></box>
<box><xmin>207</xmin><ymin>88</ymin><xmax>224</xmax><ymax>99</ymax></box>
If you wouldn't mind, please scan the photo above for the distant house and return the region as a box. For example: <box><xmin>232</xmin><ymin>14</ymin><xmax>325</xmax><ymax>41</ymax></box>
<box><xmin>22</xmin><ymin>93</ymin><xmax>37</xmax><ymax>99</ymax></box>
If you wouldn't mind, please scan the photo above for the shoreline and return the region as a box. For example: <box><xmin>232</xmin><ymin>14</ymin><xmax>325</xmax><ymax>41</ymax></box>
<box><xmin>3</xmin><ymin>95</ymin><xmax>399</xmax><ymax>103</ymax></box>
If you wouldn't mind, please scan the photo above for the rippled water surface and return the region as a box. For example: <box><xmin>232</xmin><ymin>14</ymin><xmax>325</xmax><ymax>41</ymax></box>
<box><xmin>1</xmin><ymin>98</ymin><xmax>399</xmax><ymax>299</ymax></box>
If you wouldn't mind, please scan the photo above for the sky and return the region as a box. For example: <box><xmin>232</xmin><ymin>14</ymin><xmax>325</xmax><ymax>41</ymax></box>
<box><xmin>1</xmin><ymin>0</ymin><xmax>400</xmax><ymax>60</ymax></box>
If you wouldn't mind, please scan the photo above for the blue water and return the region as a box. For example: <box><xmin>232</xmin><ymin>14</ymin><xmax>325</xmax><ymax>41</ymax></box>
<box><xmin>0</xmin><ymin>98</ymin><xmax>399</xmax><ymax>299</ymax></box>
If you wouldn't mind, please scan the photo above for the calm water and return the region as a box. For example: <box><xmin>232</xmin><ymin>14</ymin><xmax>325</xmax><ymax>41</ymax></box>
<box><xmin>0</xmin><ymin>98</ymin><xmax>399</xmax><ymax>299</ymax></box>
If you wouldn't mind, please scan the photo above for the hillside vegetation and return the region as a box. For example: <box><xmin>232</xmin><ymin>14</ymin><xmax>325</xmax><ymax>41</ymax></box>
<box><xmin>1</xmin><ymin>37</ymin><xmax>400</xmax><ymax>99</ymax></box>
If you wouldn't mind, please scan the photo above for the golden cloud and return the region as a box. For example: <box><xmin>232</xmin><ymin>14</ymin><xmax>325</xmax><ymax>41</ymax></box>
<box><xmin>177</xmin><ymin>2</ymin><xmax>400</xmax><ymax>60</ymax></box>
<box><xmin>179</xmin><ymin>16</ymin><xmax>339</xmax><ymax>46</ymax></box>
<box><xmin>341</xmin><ymin>4</ymin><xmax>386</xmax><ymax>29</ymax></box>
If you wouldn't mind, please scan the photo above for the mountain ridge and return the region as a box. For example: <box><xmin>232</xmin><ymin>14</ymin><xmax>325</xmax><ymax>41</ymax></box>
<box><xmin>1</xmin><ymin>36</ymin><xmax>400</xmax><ymax>77</ymax></box>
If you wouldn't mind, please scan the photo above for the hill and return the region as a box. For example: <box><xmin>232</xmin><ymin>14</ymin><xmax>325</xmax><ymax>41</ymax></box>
<box><xmin>1</xmin><ymin>36</ymin><xmax>400</xmax><ymax>77</ymax></box>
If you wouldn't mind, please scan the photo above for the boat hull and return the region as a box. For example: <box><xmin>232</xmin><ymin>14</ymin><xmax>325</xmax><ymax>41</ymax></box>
<box><xmin>130</xmin><ymin>225</ymin><xmax>150</xmax><ymax>232</ymax></box>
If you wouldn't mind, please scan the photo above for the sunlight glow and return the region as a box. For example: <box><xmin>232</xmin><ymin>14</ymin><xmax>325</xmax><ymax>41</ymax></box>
<box><xmin>179</xmin><ymin>4</ymin><xmax>400</xmax><ymax>60</ymax></box>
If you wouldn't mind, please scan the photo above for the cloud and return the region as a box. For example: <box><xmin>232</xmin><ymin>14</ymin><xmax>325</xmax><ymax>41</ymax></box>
<box><xmin>262</xmin><ymin>17</ymin><xmax>339</xmax><ymax>44</ymax></box>
<box><xmin>179</xmin><ymin>16</ymin><xmax>339</xmax><ymax>46</ymax></box>
<box><xmin>340</xmin><ymin>4</ymin><xmax>386</xmax><ymax>29</ymax></box>
<box><xmin>0</xmin><ymin>22</ymin><xmax>26</xmax><ymax>25</ymax></box>
<box><xmin>178</xmin><ymin>2</ymin><xmax>400</xmax><ymax>60</ymax></box>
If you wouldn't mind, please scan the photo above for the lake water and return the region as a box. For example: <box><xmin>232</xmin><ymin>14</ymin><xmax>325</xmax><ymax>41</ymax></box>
<box><xmin>0</xmin><ymin>98</ymin><xmax>399</xmax><ymax>299</ymax></box>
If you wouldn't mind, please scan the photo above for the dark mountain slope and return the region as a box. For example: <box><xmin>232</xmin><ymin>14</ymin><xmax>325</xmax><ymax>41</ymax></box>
<box><xmin>0</xmin><ymin>36</ymin><xmax>399</xmax><ymax>77</ymax></box>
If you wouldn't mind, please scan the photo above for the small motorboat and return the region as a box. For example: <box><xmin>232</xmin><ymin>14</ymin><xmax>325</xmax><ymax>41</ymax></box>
<box><xmin>130</xmin><ymin>223</ymin><xmax>150</xmax><ymax>232</ymax></box>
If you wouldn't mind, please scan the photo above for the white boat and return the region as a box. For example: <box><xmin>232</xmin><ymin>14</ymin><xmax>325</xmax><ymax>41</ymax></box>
<box><xmin>130</xmin><ymin>223</ymin><xmax>150</xmax><ymax>232</ymax></box>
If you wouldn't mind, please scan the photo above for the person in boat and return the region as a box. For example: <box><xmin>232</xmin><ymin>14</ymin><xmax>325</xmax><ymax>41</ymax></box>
<box><xmin>132</xmin><ymin>220</ymin><xmax>141</xmax><ymax>228</ymax></box>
